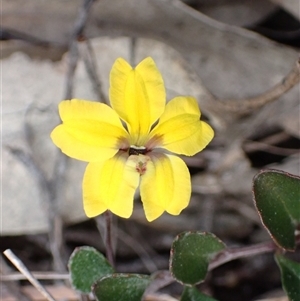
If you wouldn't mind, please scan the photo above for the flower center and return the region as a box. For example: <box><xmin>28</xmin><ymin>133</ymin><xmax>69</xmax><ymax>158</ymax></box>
<box><xmin>128</xmin><ymin>145</ymin><xmax>148</xmax><ymax>156</ymax></box>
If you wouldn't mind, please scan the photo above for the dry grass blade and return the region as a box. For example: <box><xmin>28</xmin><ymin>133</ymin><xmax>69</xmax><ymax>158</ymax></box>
<box><xmin>3</xmin><ymin>249</ymin><xmax>57</xmax><ymax>301</ymax></box>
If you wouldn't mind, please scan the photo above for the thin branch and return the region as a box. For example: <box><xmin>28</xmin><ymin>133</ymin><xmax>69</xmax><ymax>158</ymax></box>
<box><xmin>7</xmin><ymin>147</ymin><xmax>49</xmax><ymax>193</ymax></box>
<box><xmin>47</xmin><ymin>214</ymin><xmax>67</xmax><ymax>272</ymax></box>
<box><xmin>42</xmin><ymin>0</ymin><xmax>97</xmax><ymax>273</ymax></box>
<box><xmin>7</xmin><ymin>146</ymin><xmax>66</xmax><ymax>272</ymax></box>
<box><xmin>64</xmin><ymin>0</ymin><xmax>96</xmax><ymax>99</ymax></box>
<box><xmin>1</xmin><ymin>272</ymin><xmax>69</xmax><ymax>281</ymax></box>
<box><xmin>80</xmin><ymin>39</ymin><xmax>108</xmax><ymax>103</ymax></box>
<box><xmin>0</xmin><ymin>27</ymin><xmax>63</xmax><ymax>48</ymax></box>
<box><xmin>243</xmin><ymin>140</ymin><xmax>300</xmax><ymax>156</ymax></box>
<box><xmin>117</xmin><ymin>226</ymin><xmax>158</xmax><ymax>273</ymax></box>
<box><xmin>129</xmin><ymin>37</ymin><xmax>137</xmax><ymax>66</ymax></box>
<box><xmin>0</xmin><ymin>255</ymin><xmax>32</xmax><ymax>301</ymax></box>
<box><xmin>64</xmin><ymin>41</ymin><xmax>79</xmax><ymax>99</ymax></box>
<box><xmin>219</xmin><ymin>58</ymin><xmax>300</xmax><ymax>115</ymax></box>
<box><xmin>3</xmin><ymin>250</ymin><xmax>57</xmax><ymax>301</ymax></box>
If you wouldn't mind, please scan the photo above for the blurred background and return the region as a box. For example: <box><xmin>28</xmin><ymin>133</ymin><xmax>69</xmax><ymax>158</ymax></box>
<box><xmin>1</xmin><ymin>0</ymin><xmax>300</xmax><ymax>300</ymax></box>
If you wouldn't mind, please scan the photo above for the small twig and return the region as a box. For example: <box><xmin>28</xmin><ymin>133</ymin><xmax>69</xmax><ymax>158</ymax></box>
<box><xmin>246</xmin><ymin>141</ymin><xmax>300</xmax><ymax>156</ymax></box>
<box><xmin>47</xmin><ymin>214</ymin><xmax>67</xmax><ymax>273</ymax></box>
<box><xmin>1</xmin><ymin>272</ymin><xmax>70</xmax><ymax>281</ymax></box>
<box><xmin>64</xmin><ymin>40</ymin><xmax>79</xmax><ymax>99</ymax></box>
<box><xmin>3</xmin><ymin>250</ymin><xmax>57</xmax><ymax>301</ymax></box>
<box><xmin>243</xmin><ymin>140</ymin><xmax>299</xmax><ymax>156</ymax></box>
<box><xmin>0</xmin><ymin>27</ymin><xmax>62</xmax><ymax>47</ymax></box>
<box><xmin>7</xmin><ymin>146</ymin><xmax>66</xmax><ymax>272</ymax></box>
<box><xmin>219</xmin><ymin>58</ymin><xmax>300</xmax><ymax>115</ymax></box>
<box><xmin>0</xmin><ymin>255</ymin><xmax>32</xmax><ymax>301</ymax></box>
<box><xmin>44</xmin><ymin>0</ymin><xmax>97</xmax><ymax>272</ymax></box>
<box><xmin>22</xmin><ymin>105</ymin><xmax>67</xmax><ymax>273</ymax></box>
<box><xmin>117</xmin><ymin>225</ymin><xmax>158</xmax><ymax>273</ymax></box>
<box><xmin>129</xmin><ymin>37</ymin><xmax>137</xmax><ymax>66</ymax></box>
<box><xmin>80</xmin><ymin>39</ymin><xmax>108</xmax><ymax>103</ymax></box>
<box><xmin>64</xmin><ymin>0</ymin><xmax>96</xmax><ymax>99</ymax></box>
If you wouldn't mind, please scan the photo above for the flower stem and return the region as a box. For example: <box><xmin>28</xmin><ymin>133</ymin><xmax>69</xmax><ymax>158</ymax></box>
<box><xmin>104</xmin><ymin>211</ymin><xmax>115</xmax><ymax>268</ymax></box>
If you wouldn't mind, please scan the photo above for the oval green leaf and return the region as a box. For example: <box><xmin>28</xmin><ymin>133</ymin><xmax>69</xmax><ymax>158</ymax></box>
<box><xmin>181</xmin><ymin>286</ymin><xmax>219</xmax><ymax>301</ymax></box>
<box><xmin>68</xmin><ymin>246</ymin><xmax>114</xmax><ymax>293</ymax></box>
<box><xmin>92</xmin><ymin>273</ymin><xmax>151</xmax><ymax>301</ymax></box>
<box><xmin>253</xmin><ymin>170</ymin><xmax>300</xmax><ymax>250</ymax></box>
<box><xmin>170</xmin><ymin>231</ymin><xmax>226</xmax><ymax>286</ymax></box>
<box><xmin>275</xmin><ymin>254</ymin><xmax>300</xmax><ymax>301</ymax></box>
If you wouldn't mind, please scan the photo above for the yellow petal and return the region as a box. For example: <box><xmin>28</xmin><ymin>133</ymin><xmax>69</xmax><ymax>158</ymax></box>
<box><xmin>51</xmin><ymin>100</ymin><xmax>129</xmax><ymax>162</ymax></box>
<box><xmin>140</xmin><ymin>153</ymin><xmax>191</xmax><ymax>222</ymax></box>
<box><xmin>147</xmin><ymin>96</ymin><xmax>214</xmax><ymax>156</ymax></box>
<box><xmin>83</xmin><ymin>152</ymin><xmax>140</xmax><ymax>218</ymax></box>
<box><xmin>109</xmin><ymin>57</ymin><xmax>166</xmax><ymax>145</ymax></box>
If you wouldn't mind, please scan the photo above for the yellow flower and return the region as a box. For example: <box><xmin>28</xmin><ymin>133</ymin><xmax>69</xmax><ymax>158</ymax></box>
<box><xmin>51</xmin><ymin>57</ymin><xmax>214</xmax><ymax>221</ymax></box>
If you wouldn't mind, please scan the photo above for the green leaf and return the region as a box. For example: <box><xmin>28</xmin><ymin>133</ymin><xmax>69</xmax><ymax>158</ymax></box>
<box><xmin>181</xmin><ymin>286</ymin><xmax>219</xmax><ymax>301</ymax></box>
<box><xmin>68</xmin><ymin>246</ymin><xmax>114</xmax><ymax>293</ymax></box>
<box><xmin>275</xmin><ymin>254</ymin><xmax>300</xmax><ymax>301</ymax></box>
<box><xmin>170</xmin><ymin>231</ymin><xmax>226</xmax><ymax>285</ymax></box>
<box><xmin>92</xmin><ymin>274</ymin><xmax>151</xmax><ymax>301</ymax></box>
<box><xmin>253</xmin><ymin>170</ymin><xmax>300</xmax><ymax>250</ymax></box>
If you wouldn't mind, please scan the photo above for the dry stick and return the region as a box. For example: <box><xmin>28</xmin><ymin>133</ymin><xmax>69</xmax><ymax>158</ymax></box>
<box><xmin>46</xmin><ymin>0</ymin><xmax>97</xmax><ymax>273</ymax></box>
<box><xmin>243</xmin><ymin>130</ymin><xmax>299</xmax><ymax>155</ymax></box>
<box><xmin>61</xmin><ymin>0</ymin><xmax>96</xmax><ymax>267</ymax></box>
<box><xmin>65</xmin><ymin>1</ymin><xmax>116</xmax><ymax>277</ymax></box>
<box><xmin>0</xmin><ymin>254</ymin><xmax>32</xmax><ymax>301</ymax></box>
<box><xmin>1</xmin><ymin>272</ymin><xmax>69</xmax><ymax>282</ymax></box>
<box><xmin>7</xmin><ymin>146</ymin><xmax>66</xmax><ymax>272</ymax></box>
<box><xmin>46</xmin><ymin>0</ymin><xmax>96</xmax><ymax>274</ymax></box>
<box><xmin>0</xmin><ymin>28</ymin><xmax>57</xmax><ymax>47</ymax></box>
<box><xmin>129</xmin><ymin>37</ymin><xmax>137</xmax><ymax>66</ymax></box>
<box><xmin>243</xmin><ymin>140</ymin><xmax>300</xmax><ymax>156</ymax></box>
<box><xmin>219</xmin><ymin>58</ymin><xmax>300</xmax><ymax>115</ymax></box>
<box><xmin>65</xmin><ymin>0</ymin><xmax>95</xmax><ymax>99</ymax></box>
<box><xmin>117</xmin><ymin>226</ymin><xmax>158</xmax><ymax>273</ymax></box>
<box><xmin>3</xmin><ymin>250</ymin><xmax>57</xmax><ymax>301</ymax></box>
<box><xmin>48</xmin><ymin>207</ymin><xmax>66</xmax><ymax>273</ymax></box>
<box><xmin>81</xmin><ymin>39</ymin><xmax>109</xmax><ymax>104</ymax></box>
<box><xmin>23</xmin><ymin>104</ymin><xmax>67</xmax><ymax>273</ymax></box>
